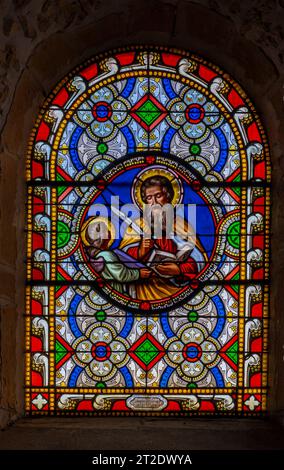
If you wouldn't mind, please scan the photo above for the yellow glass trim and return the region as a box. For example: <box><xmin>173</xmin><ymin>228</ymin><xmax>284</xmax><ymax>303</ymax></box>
<box><xmin>25</xmin><ymin>46</ymin><xmax>271</xmax><ymax>415</ymax></box>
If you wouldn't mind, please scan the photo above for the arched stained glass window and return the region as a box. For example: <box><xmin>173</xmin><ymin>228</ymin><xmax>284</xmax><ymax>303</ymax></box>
<box><xmin>26</xmin><ymin>46</ymin><xmax>270</xmax><ymax>416</ymax></box>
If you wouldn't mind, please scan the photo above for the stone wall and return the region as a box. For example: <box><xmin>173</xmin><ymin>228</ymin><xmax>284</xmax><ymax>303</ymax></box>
<box><xmin>0</xmin><ymin>0</ymin><xmax>284</xmax><ymax>429</ymax></box>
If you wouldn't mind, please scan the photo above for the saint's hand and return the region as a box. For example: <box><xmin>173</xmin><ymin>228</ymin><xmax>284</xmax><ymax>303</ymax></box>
<box><xmin>138</xmin><ymin>238</ymin><xmax>154</xmax><ymax>259</ymax></box>
<box><xmin>156</xmin><ymin>262</ymin><xmax>181</xmax><ymax>276</ymax></box>
<box><xmin>139</xmin><ymin>268</ymin><xmax>153</xmax><ymax>279</ymax></box>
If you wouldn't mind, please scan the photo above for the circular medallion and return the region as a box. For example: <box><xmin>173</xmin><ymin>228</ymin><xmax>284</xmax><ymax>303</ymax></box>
<box><xmin>92</xmin><ymin>101</ymin><xmax>112</xmax><ymax>122</ymax></box>
<box><xmin>73</xmin><ymin>153</ymin><xmax>224</xmax><ymax>312</ymax></box>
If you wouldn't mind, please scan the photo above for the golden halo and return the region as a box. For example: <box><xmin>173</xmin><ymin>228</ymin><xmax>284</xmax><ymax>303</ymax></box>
<box><xmin>81</xmin><ymin>216</ymin><xmax>115</xmax><ymax>248</ymax></box>
<box><xmin>132</xmin><ymin>165</ymin><xmax>183</xmax><ymax>210</ymax></box>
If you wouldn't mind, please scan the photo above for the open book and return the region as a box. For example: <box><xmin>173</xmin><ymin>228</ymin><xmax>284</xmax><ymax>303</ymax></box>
<box><xmin>146</xmin><ymin>246</ymin><xmax>192</xmax><ymax>278</ymax></box>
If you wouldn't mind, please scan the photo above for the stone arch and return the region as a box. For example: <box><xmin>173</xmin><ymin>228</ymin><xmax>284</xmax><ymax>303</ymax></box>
<box><xmin>0</xmin><ymin>0</ymin><xmax>283</xmax><ymax>429</ymax></box>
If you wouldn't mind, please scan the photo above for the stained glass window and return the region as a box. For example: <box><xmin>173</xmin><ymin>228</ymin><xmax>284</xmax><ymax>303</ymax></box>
<box><xmin>26</xmin><ymin>46</ymin><xmax>270</xmax><ymax>416</ymax></box>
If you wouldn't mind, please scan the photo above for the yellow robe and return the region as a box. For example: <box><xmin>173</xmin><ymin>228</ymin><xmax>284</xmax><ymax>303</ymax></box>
<box><xmin>119</xmin><ymin>217</ymin><xmax>207</xmax><ymax>301</ymax></box>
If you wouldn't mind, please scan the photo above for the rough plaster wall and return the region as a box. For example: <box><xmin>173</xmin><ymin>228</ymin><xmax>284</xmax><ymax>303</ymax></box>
<box><xmin>0</xmin><ymin>0</ymin><xmax>284</xmax><ymax>131</ymax></box>
<box><xmin>0</xmin><ymin>0</ymin><xmax>284</xmax><ymax>430</ymax></box>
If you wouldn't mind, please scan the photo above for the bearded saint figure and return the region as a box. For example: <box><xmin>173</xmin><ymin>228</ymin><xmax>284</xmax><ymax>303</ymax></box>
<box><xmin>118</xmin><ymin>169</ymin><xmax>208</xmax><ymax>301</ymax></box>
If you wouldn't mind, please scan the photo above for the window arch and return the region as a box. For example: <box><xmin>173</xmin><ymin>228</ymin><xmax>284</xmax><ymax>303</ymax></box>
<box><xmin>26</xmin><ymin>46</ymin><xmax>270</xmax><ymax>416</ymax></box>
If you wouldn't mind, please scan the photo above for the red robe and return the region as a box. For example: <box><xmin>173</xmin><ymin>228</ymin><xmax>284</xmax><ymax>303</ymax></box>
<box><xmin>127</xmin><ymin>238</ymin><xmax>197</xmax><ymax>280</ymax></box>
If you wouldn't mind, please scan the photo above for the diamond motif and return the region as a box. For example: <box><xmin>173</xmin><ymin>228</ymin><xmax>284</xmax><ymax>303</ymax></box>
<box><xmin>129</xmin><ymin>332</ymin><xmax>165</xmax><ymax>370</ymax></box>
<box><xmin>55</xmin><ymin>333</ymin><xmax>73</xmax><ymax>369</ymax></box>
<box><xmin>130</xmin><ymin>94</ymin><xmax>167</xmax><ymax>131</ymax></box>
<box><xmin>32</xmin><ymin>394</ymin><xmax>48</xmax><ymax>410</ymax></box>
<box><xmin>220</xmin><ymin>334</ymin><xmax>238</xmax><ymax>371</ymax></box>
<box><xmin>244</xmin><ymin>395</ymin><xmax>260</xmax><ymax>411</ymax></box>
<box><xmin>135</xmin><ymin>101</ymin><xmax>161</xmax><ymax>126</ymax></box>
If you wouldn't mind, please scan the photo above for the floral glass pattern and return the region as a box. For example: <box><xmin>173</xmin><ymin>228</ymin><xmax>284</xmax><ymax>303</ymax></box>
<box><xmin>26</xmin><ymin>47</ymin><xmax>270</xmax><ymax>416</ymax></box>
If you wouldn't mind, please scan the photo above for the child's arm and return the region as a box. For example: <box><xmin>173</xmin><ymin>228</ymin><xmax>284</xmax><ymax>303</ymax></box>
<box><xmin>102</xmin><ymin>251</ymin><xmax>140</xmax><ymax>283</ymax></box>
